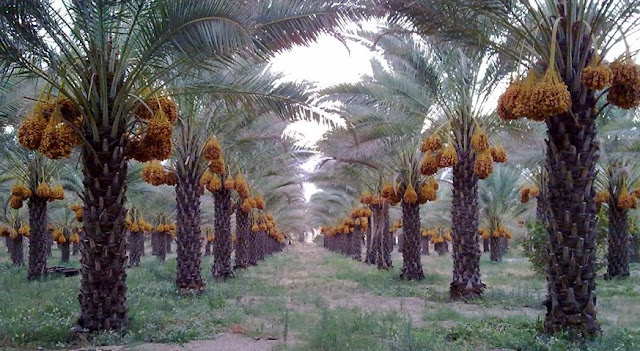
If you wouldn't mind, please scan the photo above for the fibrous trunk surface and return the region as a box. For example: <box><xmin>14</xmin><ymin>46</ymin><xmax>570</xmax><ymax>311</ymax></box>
<box><xmin>176</xmin><ymin>170</ymin><xmax>205</xmax><ymax>291</ymax></box>
<box><xmin>212</xmin><ymin>186</ymin><xmax>233</xmax><ymax>279</ymax></box>
<box><xmin>450</xmin><ymin>150</ymin><xmax>484</xmax><ymax>299</ymax></box>
<box><xmin>606</xmin><ymin>196</ymin><xmax>629</xmax><ymax>278</ymax></box>
<box><xmin>543</xmin><ymin>111</ymin><xmax>599</xmax><ymax>336</ymax></box>
<box><xmin>27</xmin><ymin>196</ymin><xmax>48</xmax><ymax>280</ymax></box>
<box><xmin>77</xmin><ymin>134</ymin><xmax>129</xmax><ymax>332</ymax></box>
<box><xmin>400</xmin><ymin>201</ymin><xmax>424</xmax><ymax>281</ymax></box>
<box><xmin>234</xmin><ymin>200</ymin><xmax>250</xmax><ymax>270</ymax></box>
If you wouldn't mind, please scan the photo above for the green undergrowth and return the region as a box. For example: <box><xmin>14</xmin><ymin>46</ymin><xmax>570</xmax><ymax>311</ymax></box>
<box><xmin>1</xmin><ymin>245</ymin><xmax>639</xmax><ymax>350</ymax></box>
<box><xmin>281</xmin><ymin>307</ymin><xmax>640</xmax><ymax>351</ymax></box>
<box><xmin>0</xmin><ymin>250</ymin><xmax>288</xmax><ymax>349</ymax></box>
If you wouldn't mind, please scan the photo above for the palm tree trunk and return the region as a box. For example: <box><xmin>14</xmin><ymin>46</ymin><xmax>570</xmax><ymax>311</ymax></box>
<box><xmin>490</xmin><ymin>236</ymin><xmax>502</xmax><ymax>262</ymax></box>
<box><xmin>60</xmin><ymin>241</ymin><xmax>70</xmax><ymax>263</ymax></box>
<box><xmin>629</xmin><ymin>235</ymin><xmax>639</xmax><ymax>263</ymax></box>
<box><xmin>450</xmin><ymin>150</ymin><xmax>484</xmax><ymax>299</ymax></box>
<box><xmin>77</xmin><ymin>134</ymin><xmax>128</xmax><ymax>331</ymax></box>
<box><xmin>212</xmin><ymin>185</ymin><xmax>233</xmax><ymax>279</ymax></box>
<box><xmin>175</xmin><ymin>170</ymin><xmax>205</xmax><ymax>291</ymax></box>
<box><xmin>381</xmin><ymin>202</ymin><xmax>392</xmax><ymax>268</ymax></box>
<box><xmin>129</xmin><ymin>233</ymin><xmax>143</xmax><ymax>267</ymax></box>
<box><xmin>482</xmin><ymin>238</ymin><xmax>490</xmax><ymax>253</ymax></box>
<box><xmin>543</xmin><ymin>112</ymin><xmax>599</xmax><ymax>336</ymax></box>
<box><xmin>11</xmin><ymin>236</ymin><xmax>24</xmax><ymax>266</ymax></box>
<box><xmin>157</xmin><ymin>232</ymin><xmax>166</xmax><ymax>263</ymax></box>
<box><xmin>400</xmin><ymin>201</ymin><xmax>424</xmax><ymax>280</ymax></box>
<box><xmin>352</xmin><ymin>227</ymin><xmax>362</xmax><ymax>261</ymax></box>
<box><xmin>234</xmin><ymin>200</ymin><xmax>250</xmax><ymax>269</ymax></box>
<box><xmin>27</xmin><ymin>196</ymin><xmax>48</xmax><ymax>280</ymax></box>
<box><xmin>151</xmin><ymin>232</ymin><xmax>159</xmax><ymax>255</ymax></box>
<box><xmin>606</xmin><ymin>197</ymin><xmax>629</xmax><ymax>278</ymax></box>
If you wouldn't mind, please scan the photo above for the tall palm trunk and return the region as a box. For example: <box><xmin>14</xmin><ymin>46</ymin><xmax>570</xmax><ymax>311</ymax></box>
<box><xmin>234</xmin><ymin>200</ymin><xmax>250</xmax><ymax>269</ymax></box>
<box><xmin>450</xmin><ymin>150</ymin><xmax>484</xmax><ymax>299</ymax></box>
<box><xmin>630</xmin><ymin>235</ymin><xmax>639</xmax><ymax>263</ymax></box>
<box><xmin>606</xmin><ymin>194</ymin><xmax>629</xmax><ymax>278</ymax></box>
<box><xmin>400</xmin><ymin>201</ymin><xmax>424</xmax><ymax>280</ymax></box>
<box><xmin>489</xmin><ymin>236</ymin><xmax>502</xmax><ymax>262</ymax></box>
<box><xmin>212</xmin><ymin>185</ymin><xmax>233</xmax><ymax>279</ymax></box>
<box><xmin>175</xmin><ymin>167</ymin><xmax>205</xmax><ymax>291</ymax></box>
<box><xmin>543</xmin><ymin>111</ymin><xmax>599</xmax><ymax>336</ymax></box>
<box><xmin>129</xmin><ymin>232</ymin><xmax>143</xmax><ymax>267</ymax></box>
<box><xmin>151</xmin><ymin>231</ymin><xmax>160</xmax><ymax>255</ymax></box>
<box><xmin>77</xmin><ymin>133</ymin><xmax>129</xmax><ymax>331</ymax></box>
<box><xmin>351</xmin><ymin>227</ymin><xmax>362</xmax><ymax>261</ymax></box>
<box><xmin>11</xmin><ymin>235</ymin><xmax>24</xmax><ymax>266</ymax></box>
<box><xmin>27</xmin><ymin>196</ymin><xmax>48</xmax><ymax>280</ymax></box>
<box><xmin>157</xmin><ymin>232</ymin><xmax>166</xmax><ymax>263</ymax></box>
<box><xmin>380</xmin><ymin>202</ymin><xmax>392</xmax><ymax>268</ymax></box>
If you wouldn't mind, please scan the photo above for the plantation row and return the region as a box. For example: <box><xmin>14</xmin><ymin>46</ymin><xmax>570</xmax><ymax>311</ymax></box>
<box><xmin>1</xmin><ymin>0</ymin><xmax>640</xmax><ymax>346</ymax></box>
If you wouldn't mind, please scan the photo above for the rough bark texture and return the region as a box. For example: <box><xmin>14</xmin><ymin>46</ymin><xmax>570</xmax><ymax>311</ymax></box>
<box><xmin>606</xmin><ymin>196</ymin><xmax>629</xmax><ymax>278</ymax></box>
<box><xmin>630</xmin><ymin>235</ymin><xmax>639</xmax><ymax>263</ymax></box>
<box><xmin>435</xmin><ymin>242</ymin><xmax>448</xmax><ymax>256</ymax></box>
<box><xmin>175</xmin><ymin>170</ymin><xmax>205</xmax><ymax>291</ymax></box>
<box><xmin>27</xmin><ymin>196</ymin><xmax>48</xmax><ymax>280</ymax></box>
<box><xmin>351</xmin><ymin>227</ymin><xmax>362</xmax><ymax>261</ymax></box>
<box><xmin>77</xmin><ymin>133</ymin><xmax>128</xmax><ymax>332</ymax></box>
<box><xmin>482</xmin><ymin>238</ymin><xmax>490</xmax><ymax>253</ymax></box>
<box><xmin>234</xmin><ymin>200</ymin><xmax>250</xmax><ymax>270</ymax></box>
<box><xmin>11</xmin><ymin>236</ymin><xmax>24</xmax><ymax>266</ymax></box>
<box><xmin>60</xmin><ymin>242</ymin><xmax>70</xmax><ymax>263</ymax></box>
<box><xmin>397</xmin><ymin>234</ymin><xmax>404</xmax><ymax>253</ymax></box>
<box><xmin>380</xmin><ymin>202</ymin><xmax>392</xmax><ymax>268</ymax></box>
<box><xmin>489</xmin><ymin>236</ymin><xmax>502</xmax><ymax>262</ymax></box>
<box><xmin>129</xmin><ymin>232</ymin><xmax>143</xmax><ymax>267</ymax></box>
<box><xmin>400</xmin><ymin>201</ymin><xmax>424</xmax><ymax>280</ymax></box>
<box><xmin>151</xmin><ymin>232</ymin><xmax>160</xmax><ymax>255</ymax></box>
<box><xmin>450</xmin><ymin>150</ymin><xmax>484</xmax><ymax>299</ymax></box>
<box><xmin>157</xmin><ymin>232</ymin><xmax>166</xmax><ymax>263</ymax></box>
<box><xmin>212</xmin><ymin>185</ymin><xmax>233</xmax><ymax>279</ymax></box>
<box><xmin>543</xmin><ymin>111</ymin><xmax>599</xmax><ymax>336</ymax></box>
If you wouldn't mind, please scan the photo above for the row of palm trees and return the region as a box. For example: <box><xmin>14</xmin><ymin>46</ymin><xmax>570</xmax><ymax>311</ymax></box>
<box><xmin>0</xmin><ymin>0</ymin><xmax>371</xmax><ymax>333</ymax></box>
<box><xmin>1</xmin><ymin>0</ymin><xmax>639</xmax><ymax>341</ymax></box>
<box><xmin>311</xmin><ymin>0</ymin><xmax>640</xmax><ymax>339</ymax></box>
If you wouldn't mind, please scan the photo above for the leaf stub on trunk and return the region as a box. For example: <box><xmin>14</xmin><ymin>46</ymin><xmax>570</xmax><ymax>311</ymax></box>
<box><xmin>450</xmin><ymin>150</ymin><xmax>485</xmax><ymax>299</ymax></box>
<box><xmin>78</xmin><ymin>136</ymin><xmax>129</xmax><ymax>332</ymax></box>
<box><xmin>543</xmin><ymin>112</ymin><xmax>600</xmax><ymax>337</ymax></box>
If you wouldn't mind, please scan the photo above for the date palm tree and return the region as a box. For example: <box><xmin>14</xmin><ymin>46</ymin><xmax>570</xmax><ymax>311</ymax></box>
<box><xmin>0</xmin><ymin>0</ymin><xmax>368</xmax><ymax>331</ymax></box>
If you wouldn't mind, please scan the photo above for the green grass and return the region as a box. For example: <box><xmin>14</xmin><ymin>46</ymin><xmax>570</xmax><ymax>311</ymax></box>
<box><xmin>1</xmin><ymin>244</ymin><xmax>639</xmax><ymax>351</ymax></box>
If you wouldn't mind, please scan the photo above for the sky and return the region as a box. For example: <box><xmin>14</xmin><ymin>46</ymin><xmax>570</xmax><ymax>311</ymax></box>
<box><xmin>270</xmin><ymin>34</ymin><xmax>377</xmax><ymax>146</ymax></box>
<box><xmin>269</xmin><ymin>35</ymin><xmax>377</xmax><ymax>202</ymax></box>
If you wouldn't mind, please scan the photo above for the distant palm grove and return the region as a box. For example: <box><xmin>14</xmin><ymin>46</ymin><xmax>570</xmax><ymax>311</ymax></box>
<box><xmin>0</xmin><ymin>1</ymin><xmax>639</xmax><ymax>350</ymax></box>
